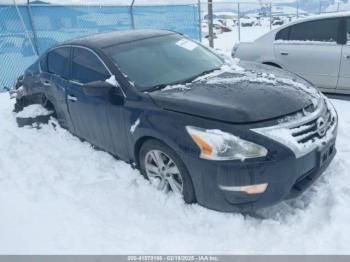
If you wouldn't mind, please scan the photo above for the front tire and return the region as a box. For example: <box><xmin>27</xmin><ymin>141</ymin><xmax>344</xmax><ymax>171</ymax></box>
<box><xmin>139</xmin><ymin>139</ymin><xmax>196</xmax><ymax>204</ymax></box>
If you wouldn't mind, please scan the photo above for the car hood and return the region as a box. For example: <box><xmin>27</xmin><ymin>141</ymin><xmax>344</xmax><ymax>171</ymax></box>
<box><xmin>148</xmin><ymin>61</ymin><xmax>321</xmax><ymax>124</ymax></box>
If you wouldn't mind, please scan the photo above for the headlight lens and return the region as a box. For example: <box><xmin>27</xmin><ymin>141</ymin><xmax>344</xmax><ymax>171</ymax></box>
<box><xmin>186</xmin><ymin>126</ymin><xmax>268</xmax><ymax>161</ymax></box>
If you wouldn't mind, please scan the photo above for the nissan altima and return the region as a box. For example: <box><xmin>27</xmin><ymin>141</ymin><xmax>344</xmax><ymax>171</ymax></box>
<box><xmin>14</xmin><ymin>29</ymin><xmax>338</xmax><ymax>212</ymax></box>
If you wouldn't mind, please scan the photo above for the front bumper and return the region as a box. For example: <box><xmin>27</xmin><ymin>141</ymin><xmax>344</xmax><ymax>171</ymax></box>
<box><xmin>183</xmin><ymin>139</ymin><xmax>336</xmax><ymax>213</ymax></box>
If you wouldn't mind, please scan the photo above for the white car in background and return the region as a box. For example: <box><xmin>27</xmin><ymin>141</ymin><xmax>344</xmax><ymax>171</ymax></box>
<box><xmin>240</xmin><ymin>16</ymin><xmax>258</xmax><ymax>27</ymax></box>
<box><xmin>233</xmin><ymin>12</ymin><xmax>350</xmax><ymax>95</ymax></box>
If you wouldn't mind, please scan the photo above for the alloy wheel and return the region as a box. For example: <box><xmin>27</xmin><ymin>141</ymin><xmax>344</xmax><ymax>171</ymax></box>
<box><xmin>144</xmin><ymin>149</ymin><xmax>183</xmax><ymax>194</ymax></box>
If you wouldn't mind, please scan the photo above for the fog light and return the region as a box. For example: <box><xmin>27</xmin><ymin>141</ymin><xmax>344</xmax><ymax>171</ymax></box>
<box><xmin>219</xmin><ymin>183</ymin><xmax>268</xmax><ymax>194</ymax></box>
<box><xmin>240</xmin><ymin>183</ymin><xmax>268</xmax><ymax>194</ymax></box>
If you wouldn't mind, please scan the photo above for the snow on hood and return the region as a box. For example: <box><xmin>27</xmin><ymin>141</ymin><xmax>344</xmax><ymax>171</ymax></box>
<box><xmin>152</xmin><ymin>53</ymin><xmax>322</xmax><ymax>124</ymax></box>
<box><xmin>161</xmin><ymin>52</ymin><xmax>322</xmax><ymax>107</ymax></box>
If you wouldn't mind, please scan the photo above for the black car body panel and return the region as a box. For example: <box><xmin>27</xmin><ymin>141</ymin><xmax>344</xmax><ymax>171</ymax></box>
<box><xmin>18</xmin><ymin>29</ymin><xmax>338</xmax><ymax>212</ymax></box>
<box><xmin>149</xmin><ymin>71</ymin><xmax>314</xmax><ymax>123</ymax></box>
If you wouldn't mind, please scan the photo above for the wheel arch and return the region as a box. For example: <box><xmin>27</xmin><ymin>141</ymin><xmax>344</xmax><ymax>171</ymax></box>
<box><xmin>134</xmin><ymin>135</ymin><xmax>197</xmax><ymax>203</ymax></box>
<box><xmin>133</xmin><ymin>134</ymin><xmax>186</xmax><ymax>168</ymax></box>
<box><xmin>41</xmin><ymin>93</ymin><xmax>56</xmax><ymax>111</ymax></box>
<box><xmin>134</xmin><ymin>136</ymin><xmax>156</xmax><ymax>167</ymax></box>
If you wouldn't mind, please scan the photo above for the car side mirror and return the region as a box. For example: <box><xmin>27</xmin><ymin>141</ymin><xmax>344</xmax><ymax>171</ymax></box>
<box><xmin>109</xmin><ymin>85</ymin><xmax>125</xmax><ymax>106</ymax></box>
<box><xmin>83</xmin><ymin>81</ymin><xmax>124</xmax><ymax>106</ymax></box>
<box><xmin>83</xmin><ymin>80</ymin><xmax>114</xmax><ymax>97</ymax></box>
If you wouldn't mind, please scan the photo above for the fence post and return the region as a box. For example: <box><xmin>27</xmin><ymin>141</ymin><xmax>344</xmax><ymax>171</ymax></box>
<box><xmin>130</xmin><ymin>0</ymin><xmax>135</xmax><ymax>29</ymax></box>
<box><xmin>208</xmin><ymin>0</ymin><xmax>214</xmax><ymax>48</ymax></box>
<box><xmin>198</xmin><ymin>0</ymin><xmax>202</xmax><ymax>42</ymax></box>
<box><xmin>237</xmin><ymin>2</ymin><xmax>241</xmax><ymax>42</ymax></box>
<box><xmin>26</xmin><ymin>0</ymin><xmax>39</xmax><ymax>56</ymax></box>
<box><xmin>13</xmin><ymin>0</ymin><xmax>38</xmax><ymax>56</ymax></box>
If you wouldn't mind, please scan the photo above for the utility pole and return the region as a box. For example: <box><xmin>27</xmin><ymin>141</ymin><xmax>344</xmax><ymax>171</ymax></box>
<box><xmin>130</xmin><ymin>0</ymin><xmax>135</xmax><ymax>29</ymax></box>
<box><xmin>198</xmin><ymin>0</ymin><xmax>202</xmax><ymax>42</ymax></box>
<box><xmin>296</xmin><ymin>0</ymin><xmax>299</xmax><ymax>18</ymax></box>
<box><xmin>208</xmin><ymin>0</ymin><xmax>214</xmax><ymax>48</ymax></box>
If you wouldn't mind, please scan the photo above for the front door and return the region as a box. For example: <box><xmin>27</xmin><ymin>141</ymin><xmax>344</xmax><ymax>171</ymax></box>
<box><xmin>66</xmin><ymin>47</ymin><xmax>114</xmax><ymax>152</ymax></box>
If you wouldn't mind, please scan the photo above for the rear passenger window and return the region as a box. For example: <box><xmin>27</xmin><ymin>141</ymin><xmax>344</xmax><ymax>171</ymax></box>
<box><xmin>71</xmin><ymin>47</ymin><xmax>110</xmax><ymax>84</ymax></box>
<box><xmin>288</xmin><ymin>19</ymin><xmax>339</xmax><ymax>42</ymax></box>
<box><xmin>47</xmin><ymin>47</ymin><xmax>70</xmax><ymax>79</ymax></box>
<box><xmin>275</xmin><ymin>28</ymin><xmax>289</xmax><ymax>41</ymax></box>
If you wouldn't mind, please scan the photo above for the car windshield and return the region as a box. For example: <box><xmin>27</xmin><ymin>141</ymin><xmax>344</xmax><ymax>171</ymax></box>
<box><xmin>103</xmin><ymin>34</ymin><xmax>223</xmax><ymax>91</ymax></box>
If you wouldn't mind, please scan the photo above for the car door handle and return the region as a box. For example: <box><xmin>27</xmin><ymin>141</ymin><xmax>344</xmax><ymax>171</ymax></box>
<box><xmin>41</xmin><ymin>80</ymin><xmax>51</xmax><ymax>86</ymax></box>
<box><xmin>280</xmin><ymin>52</ymin><xmax>289</xmax><ymax>56</ymax></box>
<box><xmin>67</xmin><ymin>94</ymin><xmax>78</xmax><ymax>102</ymax></box>
<box><xmin>345</xmin><ymin>55</ymin><xmax>350</xmax><ymax>60</ymax></box>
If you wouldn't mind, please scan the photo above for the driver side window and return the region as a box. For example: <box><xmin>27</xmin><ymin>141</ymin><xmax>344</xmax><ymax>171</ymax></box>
<box><xmin>71</xmin><ymin>47</ymin><xmax>110</xmax><ymax>84</ymax></box>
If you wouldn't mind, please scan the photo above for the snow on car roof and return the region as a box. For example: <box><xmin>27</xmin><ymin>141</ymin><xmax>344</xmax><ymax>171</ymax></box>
<box><xmin>279</xmin><ymin>11</ymin><xmax>350</xmax><ymax>29</ymax></box>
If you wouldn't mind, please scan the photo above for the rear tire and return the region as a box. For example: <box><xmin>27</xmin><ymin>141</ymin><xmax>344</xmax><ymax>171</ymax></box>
<box><xmin>40</xmin><ymin>95</ymin><xmax>54</xmax><ymax>111</ymax></box>
<box><xmin>139</xmin><ymin>139</ymin><xmax>196</xmax><ymax>204</ymax></box>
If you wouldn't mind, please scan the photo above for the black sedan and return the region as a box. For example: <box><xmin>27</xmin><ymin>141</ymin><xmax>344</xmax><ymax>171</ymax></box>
<box><xmin>15</xmin><ymin>29</ymin><xmax>338</xmax><ymax>212</ymax></box>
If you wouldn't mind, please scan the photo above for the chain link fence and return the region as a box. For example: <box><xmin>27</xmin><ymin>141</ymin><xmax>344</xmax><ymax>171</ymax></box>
<box><xmin>0</xmin><ymin>1</ymin><xmax>200</xmax><ymax>91</ymax></box>
<box><xmin>3</xmin><ymin>0</ymin><xmax>349</xmax><ymax>91</ymax></box>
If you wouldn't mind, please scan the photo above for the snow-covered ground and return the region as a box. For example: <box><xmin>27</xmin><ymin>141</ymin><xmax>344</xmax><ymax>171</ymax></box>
<box><xmin>202</xmin><ymin>20</ymin><xmax>278</xmax><ymax>53</ymax></box>
<box><xmin>1</xmin><ymin>90</ymin><xmax>350</xmax><ymax>254</ymax></box>
<box><xmin>1</xmin><ymin>25</ymin><xmax>350</xmax><ymax>254</ymax></box>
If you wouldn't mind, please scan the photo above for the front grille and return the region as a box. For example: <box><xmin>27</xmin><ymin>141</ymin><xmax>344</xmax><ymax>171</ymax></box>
<box><xmin>290</xmin><ymin>107</ymin><xmax>336</xmax><ymax>144</ymax></box>
<box><xmin>252</xmin><ymin>98</ymin><xmax>338</xmax><ymax>158</ymax></box>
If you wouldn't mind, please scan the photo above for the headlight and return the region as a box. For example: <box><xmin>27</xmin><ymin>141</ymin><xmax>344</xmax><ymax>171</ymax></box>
<box><xmin>186</xmin><ymin>126</ymin><xmax>268</xmax><ymax>161</ymax></box>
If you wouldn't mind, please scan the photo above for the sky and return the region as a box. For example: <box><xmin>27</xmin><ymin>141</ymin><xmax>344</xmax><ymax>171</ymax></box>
<box><xmin>7</xmin><ymin>0</ymin><xmax>296</xmax><ymax>6</ymax></box>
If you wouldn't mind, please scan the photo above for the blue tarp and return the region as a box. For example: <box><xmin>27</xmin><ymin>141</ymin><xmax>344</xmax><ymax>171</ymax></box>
<box><xmin>0</xmin><ymin>4</ymin><xmax>199</xmax><ymax>91</ymax></box>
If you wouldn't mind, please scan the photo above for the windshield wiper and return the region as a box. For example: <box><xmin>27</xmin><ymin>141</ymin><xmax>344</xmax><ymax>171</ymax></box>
<box><xmin>146</xmin><ymin>68</ymin><xmax>220</xmax><ymax>93</ymax></box>
<box><xmin>180</xmin><ymin>68</ymin><xmax>220</xmax><ymax>84</ymax></box>
<box><xmin>146</xmin><ymin>84</ymin><xmax>168</xmax><ymax>93</ymax></box>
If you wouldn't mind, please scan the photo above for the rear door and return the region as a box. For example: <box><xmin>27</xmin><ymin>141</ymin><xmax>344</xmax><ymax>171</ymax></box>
<box><xmin>45</xmin><ymin>46</ymin><xmax>73</xmax><ymax>130</ymax></box>
<box><xmin>337</xmin><ymin>17</ymin><xmax>350</xmax><ymax>91</ymax></box>
<box><xmin>274</xmin><ymin>18</ymin><xmax>342</xmax><ymax>90</ymax></box>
